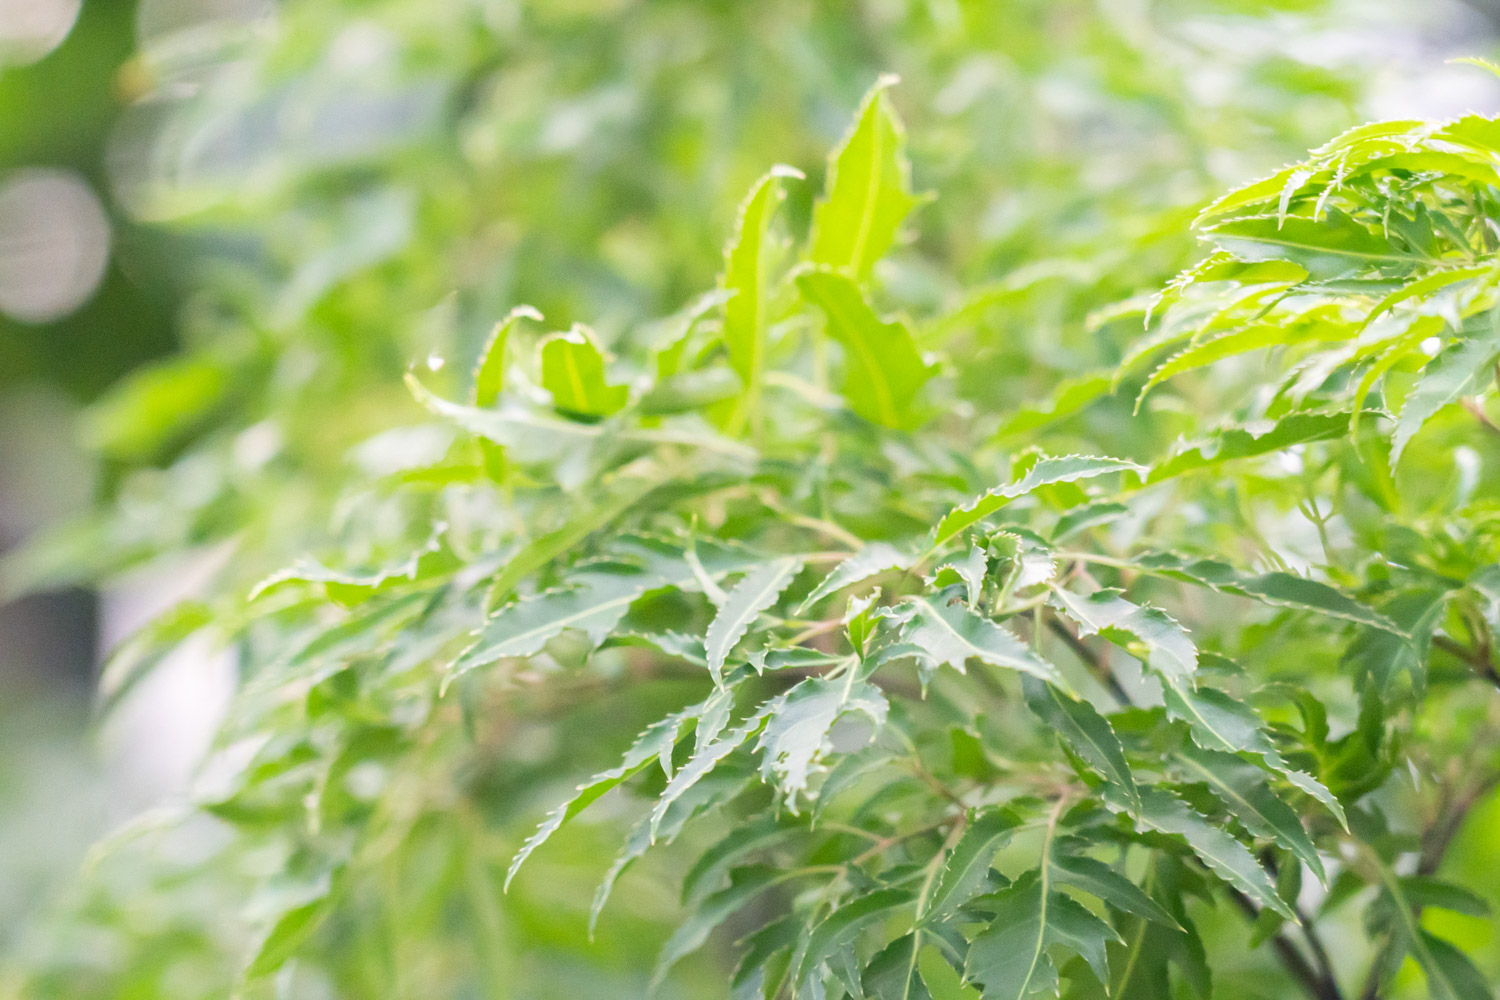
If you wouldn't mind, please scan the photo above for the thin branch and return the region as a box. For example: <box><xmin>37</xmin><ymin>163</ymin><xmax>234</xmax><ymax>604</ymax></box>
<box><xmin>1431</xmin><ymin>634</ymin><xmax>1500</xmax><ymax>690</ymax></box>
<box><xmin>1226</xmin><ymin>887</ymin><xmax>1341</xmax><ymax>1000</ymax></box>
<box><xmin>1044</xmin><ymin>614</ymin><xmax>1135</xmax><ymax>708</ymax></box>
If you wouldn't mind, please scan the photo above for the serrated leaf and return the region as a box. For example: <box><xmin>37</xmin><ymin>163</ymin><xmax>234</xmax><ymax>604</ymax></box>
<box><xmin>1174</xmin><ymin>748</ymin><xmax>1325</xmax><ymax>884</ymax></box>
<box><xmin>1391</xmin><ymin>326</ymin><xmax>1500</xmax><ymax>465</ymax></box>
<box><xmin>706</xmin><ymin>556</ymin><xmax>804</xmax><ymax>684</ymax></box>
<box><xmin>896</xmin><ymin>595</ymin><xmax>1068</xmax><ymax>690</ymax></box>
<box><xmin>1022</xmin><ymin>677</ymin><xmax>1140</xmax><ymax>815</ymax></box>
<box><xmin>472</xmin><ymin>305</ymin><xmax>543</xmax><ymax>407</ymax></box>
<box><xmin>810</xmin><ymin>74</ymin><xmax>917</xmax><ymax>279</ymax></box>
<box><xmin>936</xmin><ymin>456</ymin><xmax>1143</xmax><ymax>549</ymax></box>
<box><xmin>1203</xmin><ymin>210</ymin><xmax>1405</xmax><ymax>280</ymax></box>
<box><xmin>864</xmin><ymin>932</ymin><xmax>933</xmax><ymax>1000</ymax></box>
<box><xmin>755</xmin><ymin>676</ymin><xmax>889</xmax><ymax>808</ymax></box>
<box><xmin>1148</xmin><ymin>410</ymin><xmax>1362</xmax><ymax>483</ymax></box>
<box><xmin>1049</xmin><ymin>587</ymin><xmax>1197</xmax><ymax>684</ymax></box>
<box><xmin>922</xmin><ymin>809</ymin><xmax>1022</xmax><ymax>922</ymax></box>
<box><xmin>798</xmin><ymin>266</ymin><xmax>934</xmax><ymax>428</ymax></box>
<box><xmin>654</xmin><ymin>702</ymin><xmax>779</xmax><ymax>837</ymax></box>
<box><xmin>1371</xmin><ymin>858</ymin><xmax>1491</xmax><ymax>1000</ymax></box>
<box><xmin>796</xmin><ymin>887</ymin><xmax>915</xmax><ymax>986</ymax></box>
<box><xmin>507</xmin><ymin>707</ymin><xmax>694</xmax><ymax>889</ymax></box>
<box><xmin>963</xmin><ymin>870</ymin><xmax>1121</xmax><ymax>1000</ymax></box>
<box><xmin>461</xmin><ymin>537</ymin><xmax>765</xmax><ymax>674</ymax></box>
<box><xmin>1050</xmin><ymin>847</ymin><xmax>1179</xmax><ymax>930</ymax></box>
<box><xmin>1125</xmin><ymin>787</ymin><xmax>1293</xmax><ymax>920</ymax></box>
<box><xmin>539</xmin><ymin>326</ymin><xmax>629</xmax><ymax>417</ymax></box>
<box><xmin>800</xmin><ymin>543</ymin><xmax>912</xmax><ymax>612</ymax></box>
<box><xmin>655</xmin><ymin>865</ymin><xmax>786</xmax><ymax>986</ymax></box>
<box><xmin>1134</xmin><ymin>551</ymin><xmax>1406</xmax><ymax>637</ymax></box>
<box><xmin>1161</xmin><ymin>684</ymin><xmax>1346</xmax><ymax>830</ymax></box>
<box><xmin>723</xmin><ymin>165</ymin><xmax>802</xmax><ymax>389</ymax></box>
<box><xmin>682</xmin><ymin>817</ymin><xmax>800</xmax><ymax>906</ymax></box>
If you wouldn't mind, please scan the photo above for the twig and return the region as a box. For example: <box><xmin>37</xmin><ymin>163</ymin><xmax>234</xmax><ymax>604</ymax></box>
<box><xmin>1227</xmin><ymin>888</ymin><xmax>1342</xmax><ymax>1000</ymax></box>
<box><xmin>1044</xmin><ymin>614</ymin><xmax>1135</xmax><ymax>708</ymax></box>
<box><xmin>1431</xmin><ymin>634</ymin><xmax>1500</xmax><ymax>690</ymax></box>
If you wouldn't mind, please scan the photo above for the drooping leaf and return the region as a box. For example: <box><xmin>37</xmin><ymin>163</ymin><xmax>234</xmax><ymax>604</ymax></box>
<box><xmin>1391</xmin><ymin>325</ymin><xmax>1500</xmax><ymax>465</ymax></box>
<box><xmin>1174</xmin><ymin>748</ymin><xmax>1326</xmax><ymax>884</ymax></box>
<box><xmin>1022</xmin><ymin>677</ymin><xmax>1140</xmax><ymax>815</ymax></box>
<box><xmin>1049</xmin><ymin>847</ymin><xmax>1179</xmax><ymax>930</ymax></box>
<box><xmin>1049</xmin><ymin>587</ymin><xmax>1197</xmax><ymax>685</ymax></box>
<box><xmin>1125</xmin><ymin>787</ymin><xmax>1293</xmax><ymax>920</ymax></box>
<box><xmin>655</xmin><ymin>865</ymin><xmax>787</xmax><ymax>986</ymax></box>
<box><xmin>507</xmin><ymin>707</ymin><xmax>694</xmax><ymax>889</ymax></box>
<box><xmin>705</xmin><ymin>556</ymin><xmax>804</xmax><ymax>684</ymax></box>
<box><xmin>754</xmin><ymin>676</ymin><xmax>889</xmax><ymax>808</ymax></box>
<box><xmin>1203</xmin><ymin>210</ymin><xmax>1406</xmax><ymax>280</ymax></box>
<box><xmin>795</xmin><ymin>887</ymin><xmax>915</xmax><ymax>987</ymax></box>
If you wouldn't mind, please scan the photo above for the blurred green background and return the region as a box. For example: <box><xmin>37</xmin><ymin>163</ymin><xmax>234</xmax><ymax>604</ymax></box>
<box><xmin>4</xmin><ymin>0</ymin><xmax>1500</xmax><ymax>996</ymax></box>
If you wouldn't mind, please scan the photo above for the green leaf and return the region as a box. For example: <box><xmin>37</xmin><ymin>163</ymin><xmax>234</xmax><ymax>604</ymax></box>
<box><xmin>963</xmin><ymin>870</ymin><xmax>1121</xmax><ymax>999</ymax></box>
<box><xmin>1161</xmin><ymin>684</ymin><xmax>1346</xmax><ymax>830</ymax></box>
<box><xmin>1371</xmin><ymin>858</ymin><xmax>1491</xmax><ymax>1000</ymax></box>
<box><xmin>1127</xmin><ymin>787</ymin><xmax>1293</xmax><ymax>920</ymax></box>
<box><xmin>810</xmin><ymin>74</ymin><xmax>917</xmax><ymax>279</ymax></box>
<box><xmin>754</xmin><ymin>676</ymin><xmax>889</xmax><ymax>807</ymax></box>
<box><xmin>922</xmin><ymin>809</ymin><xmax>1023</xmax><ymax>922</ymax></box>
<box><xmin>1148</xmin><ymin>410</ymin><xmax>1361</xmax><ymax>483</ymax></box>
<box><xmin>682</xmin><ymin>817</ymin><xmax>800</xmax><ymax>906</ymax></box>
<box><xmin>935</xmin><ymin>456</ymin><xmax>1143</xmax><ymax>549</ymax></box>
<box><xmin>705</xmin><ymin>556</ymin><xmax>804</xmax><ymax>684</ymax></box>
<box><xmin>654</xmin><ymin>702</ymin><xmax>778</xmax><ymax>837</ymax></box>
<box><xmin>472</xmin><ymin>305</ymin><xmax>543</xmax><ymax>407</ymax></box>
<box><xmin>1203</xmin><ymin>210</ymin><xmax>1407</xmax><ymax>280</ymax></box>
<box><xmin>507</xmin><ymin>707</ymin><xmax>693</xmax><ymax>889</ymax></box>
<box><xmin>655</xmin><ymin>865</ymin><xmax>787</xmax><ymax>986</ymax></box>
<box><xmin>1049</xmin><ymin>587</ymin><xmax>1197</xmax><ymax>685</ymax></box>
<box><xmin>1022</xmin><ymin>677</ymin><xmax>1140</xmax><ymax>814</ymax></box>
<box><xmin>995</xmin><ymin>372</ymin><xmax>1114</xmax><ymax>439</ymax></box>
<box><xmin>1174</xmin><ymin>748</ymin><xmax>1325</xmax><ymax>884</ymax></box>
<box><xmin>240</xmin><ymin>868</ymin><xmax>340</xmax><ymax>983</ymax></box>
<box><xmin>723</xmin><ymin>165</ymin><xmax>802</xmax><ymax>388</ymax></box>
<box><xmin>798</xmin><ymin>266</ymin><xmax>934</xmax><ymax>428</ymax></box>
<box><xmin>1049</xmin><ymin>847</ymin><xmax>1180</xmax><ymax>930</ymax></box>
<box><xmin>538</xmin><ymin>325</ymin><xmax>629</xmax><ymax>417</ymax></box>
<box><xmin>1391</xmin><ymin>325</ymin><xmax>1500</xmax><ymax>465</ymax></box>
<box><xmin>799</xmin><ymin>543</ymin><xmax>912</xmax><ymax>613</ymax></box>
<box><xmin>896</xmin><ymin>595</ymin><xmax>1068</xmax><ymax>690</ymax></box>
<box><xmin>864</xmin><ymin>933</ymin><xmax>933</xmax><ymax>1000</ymax></box>
<box><xmin>1133</xmin><ymin>552</ymin><xmax>1406</xmax><ymax>637</ymax></box>
<box><xmin>796</xmin><ymin>887</ymin><xmax>915</xmax><ymax>986</ymax></box>
<box><xmin>460</xmin><ymin>536</ymin><xmax>764</xmax><ymax>674</ymax></box>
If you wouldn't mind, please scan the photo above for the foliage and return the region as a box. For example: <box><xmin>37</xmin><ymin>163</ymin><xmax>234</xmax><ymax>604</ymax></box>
<box><xmin>6</xmin><ymin>3</ymin><xmax>1500</xmax><ymax>1000</ymax></box>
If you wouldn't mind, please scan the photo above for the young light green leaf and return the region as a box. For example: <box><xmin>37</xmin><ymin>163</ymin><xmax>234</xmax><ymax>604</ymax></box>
<box><xmin>896</xmin><ymin>595</ymin><xmax>1068</xmax><ymax>690</ymax></box>
<box><xmin>705</xmin><ymin>556</ymin><xmax>803</xmax><ymax>684</ymax></box>
<box><xmin>472</xmin><ymin>305</ymin><xmax>543</xmax><ymax>407</ymax></box>
<box><xmin>1203</xmin><ymin>210</ymin><xmax>1405</xmax><ymax>280</ymax></box>
<box><xmin>723</xmin><ymin>165</ymin><xmax>803</xmax><ymax>389</ymax></box>
<box><xmin>1391</xmin><ymin>326</ymin><xmax>1500</xmax><ymax>465</ymax></box>
<box><xmin>810</xmin><ymin>74</ymin><xmax>917</xmax><ymax>279</ymax></box>
<box><xmin>798</xmin><ymin>266</ymin><xmax>934</xmax><ymax>428</ymax></box>
<box><xmin>538</xmin><ymin>325</ymin><xmax>629</xmax><ymax>417</ymax></box>
<box><xmin>935</xmin><ymin>456</ymin><xmax>1143</xmax><ymax>549</ymax></box>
